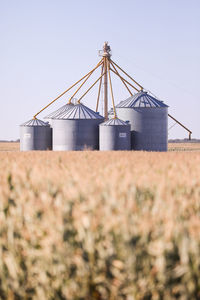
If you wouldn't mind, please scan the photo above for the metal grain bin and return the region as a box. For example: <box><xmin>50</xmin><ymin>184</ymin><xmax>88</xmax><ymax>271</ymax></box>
<box><xmin>99</xmin><ymin>118</ymin><xmax>131</xmax><ymax>151</ymax></box>
<box><xmin>52</xmin><ymin>103</ymin><xmax>104</xmax><ymax>151</ymax></box>
<box><xmin>116</xmin><ymin>91</ymin><xmax>168</xmax><ymax>151</ymax></box>
<box><xmin>20</xmin><ymin>119</ymin><xmax>52</xmax><ymax>151</ymax></box>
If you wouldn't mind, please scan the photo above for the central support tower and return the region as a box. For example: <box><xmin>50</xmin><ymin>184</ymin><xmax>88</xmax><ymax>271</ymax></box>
<box><xmin>100</xmin><ymin>42</ymin><xmax>111</xmax><ymax>119</ymax></box>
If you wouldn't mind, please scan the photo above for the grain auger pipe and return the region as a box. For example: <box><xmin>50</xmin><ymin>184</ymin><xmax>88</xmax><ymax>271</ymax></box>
<box><xmin>109</xmin><ymin>61</ymin><xmax>133</xmax><ymax>96</ymax></box>
<box><xmin>107</xmin><ymin>59</ymin><xmax>117</xmax><ymax>119</ymax></box>
<box><xmin>68</xmin><ymin>59</ymin><xmax>103</xmax><ymax>104</ymax></box>
<box><xmin>168</xmin><ymin>114</ymin><xmax>192</xmax><ymax>140</ymax></box>
<box><xmin>77</xmin><ymin>69</ymin><xmax>107</xmax><ymax>104</ymax></box>
<box><xmin>110</xmin><ymin>59</ymin><xmax>144</xmax><ymax>91</ymax></box>
<box><xmin>33</xmin><ymin>58</ymin><xmax>103</xmax><ymax>119</ymax></box>
<box><xmin>96</xmin><ymin>63</ymin><xmax>104</xmax><ymax>112</ymax></box>
<box><xmin>109</xmin><ymin>65</ymin><xmax>140</xmax><ymax>92</ymax></box>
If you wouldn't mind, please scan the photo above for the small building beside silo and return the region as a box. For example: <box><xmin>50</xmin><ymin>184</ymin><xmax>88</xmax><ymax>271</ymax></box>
<box><xmin>20</xmin><ymin>119</ymin><xmax>52</xmax><ymax>151</ymax></box>
<box><xmin>99</xmin><ymin>118</ymin><xmax>131</xmax><ymax>151</ymax></box>
<box><xmin>116</xmin><ymin>91</ymin><xmax>168</xmax><ymax>151</ymax></box>
<box><xmin>52</xmin><ymin>103</ymin><xmax>104</xmax><ymax>151</ymax></box>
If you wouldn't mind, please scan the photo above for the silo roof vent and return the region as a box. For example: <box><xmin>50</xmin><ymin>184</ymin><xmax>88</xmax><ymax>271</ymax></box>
<box><xmin>116</xmin><ymin>91</ymin><xmax>168</xmax><ymax>108</ymax></box>
<box><xmin>20</xmin><ymin>119</ymin><xmax>50</xmax><ymax>127</ymax></box>
<box><xmin>54</xmin><ymin>103</ymin><xmax>104</xmax><ymax>120</ymax></box>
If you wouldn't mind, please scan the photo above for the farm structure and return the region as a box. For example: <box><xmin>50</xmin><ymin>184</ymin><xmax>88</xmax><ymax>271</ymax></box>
<box><xmin>20</xmin><ymin>43</ymin><xmax>192</xmax><ymax>151</ymax></box>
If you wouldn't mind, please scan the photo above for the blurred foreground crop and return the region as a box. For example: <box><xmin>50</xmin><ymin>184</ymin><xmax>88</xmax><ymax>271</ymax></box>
<box><xmin>0</xmin><ymin>151</ymin><xmax>200</xmax><ymax>299</ymax></box>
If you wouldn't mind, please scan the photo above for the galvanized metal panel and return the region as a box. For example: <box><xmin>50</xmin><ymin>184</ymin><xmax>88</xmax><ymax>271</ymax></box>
<box><xmin>117</xmin><ymin>91</ymin><xmax>168</xmax><ymax>108</ymax></box>
<box><xmin>44</xmin><ymin>103</ymin><xmax>74</xmax><ymax>119</ymax></box>
<box><xmin>99</xmin><ymin>118</ymin><xmax>131</xmax><ymax>151</ymax></box>
<box><xmin>56</xmin><ymin>103</ymin><xmax>104</xmax><ymax>120</ymax></box>
<box><xmin>20</xmin><ymin>126</ymin><xmax>52</xmax><ymax>151</ymax></box>
<box><xmin>20</xmin><ymin>119</ymin><xmax>52</xmax><ymax>151</ymax></box>
<box><xmin>52</xmin><ymin>119</ymin><xmax>103</xmax><ymax>151</ymax></box>
<box><xmin>52</xmin><ymin>103</ymin><xmax>104</xmax><ymax>151</ymax></box>
<box><xmin>116</xmin><ymin>107</ymin><xmax>168</xmax><ymax>151</ymax></box>
<box><xmin>115</xmin><ymin>92</ymin><xmax>168</xmax><ymax>151</ymax></box>
<box><xmin>100</xmin><ymin>118</ymin><xmax>129</xmax><ymax>126</ymax></box>
<box><xmin>21</xmin><ymin>119</ymin><xmax>50</xmax><ymax>126</ymax></box>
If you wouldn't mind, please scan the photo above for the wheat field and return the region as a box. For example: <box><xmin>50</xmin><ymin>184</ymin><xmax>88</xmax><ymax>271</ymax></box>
<box><xmin>0</xmin><ymin>142</ymin><xmax>20</xmax><ymax>151</ymax></box>
<box><xmin>168</xmin><ymin>143</ymin><xmax>200</xmax><ymax>152</ymax></box>
<box><xmin>1</xmin><ymin>142</ymin><xmax>200</xmax><ymax>152</ymax></box>
<box><xmin>0</xmin><ymin>143</ymin><xmax>200</xmax><ymax>299</ymax></box>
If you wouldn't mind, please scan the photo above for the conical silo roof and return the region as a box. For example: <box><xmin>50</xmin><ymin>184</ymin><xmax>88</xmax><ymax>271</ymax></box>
<box><xmin>20</xmin><ymin>118</ymin><xmax>50</xmax><ymax>127</ymax></box>
<box><xmin>100</xmin><ymin>118</ymin><xmax>129</xmax><ymax>126</ymax></box>
<box><xmin>44</xmin><ymin>103</ymin><xmax>74</xmax><ymax>119</ymax></box>
<box><xmin>54</xmin><ymin>103</ymin><xmax>104</xmax><ymax>120</ymax></box>
<box><xmin>116</xmin><ymin>91</ymin><xmax>168</xmax><ymax>108</ymax></box>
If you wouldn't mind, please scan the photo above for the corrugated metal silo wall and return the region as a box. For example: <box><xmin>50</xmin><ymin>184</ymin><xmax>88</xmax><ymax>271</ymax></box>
<box><xmin>116</xmin><ymin>107</ymin><xmax>168</xmax><ymax>151</ymax></box>
<box><xmin>52</xmin><ymin>119</ymin><xmax>103</xmax><ymax>151</ymax></box>
<box><xmin>20</xmin><ymin>126</ymin><xmax>52</xmax><ymax>151</ymax></box>
<box><xmin>99</xmin><ymin>125</ymin><xmax>131</xmax><ymax>151</ymax></box>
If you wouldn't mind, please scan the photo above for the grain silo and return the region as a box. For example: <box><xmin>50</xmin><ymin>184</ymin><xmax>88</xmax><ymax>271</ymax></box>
<box><xmin>52</xmin><ymin>103</ymin><xmax>104</xmax><ymax>151</ymax></box>
<box><xmin>20</xmin><ymin>119</ymin><xmax>52</xmax><ymax>151</ymax></box>
<box><xmin>116</xmin><ymin>91</ymin><xmax>168</xmax><ymax>151</ymax></box>
<box><xmin>22</xmin><ymin>42</ymin><xmax>191</xmax><ymax>152</ymax></box>
<box><xmin>99</xmin><ymin>118</ymin><xmax>131</xmax><ymax>151</ymax></box>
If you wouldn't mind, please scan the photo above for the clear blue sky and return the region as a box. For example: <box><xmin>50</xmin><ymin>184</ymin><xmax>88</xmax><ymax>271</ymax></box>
<box><xmin>0</xmin><ymin>0</ymin><xmax>199</xmax><ymax>140</ymax></box>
